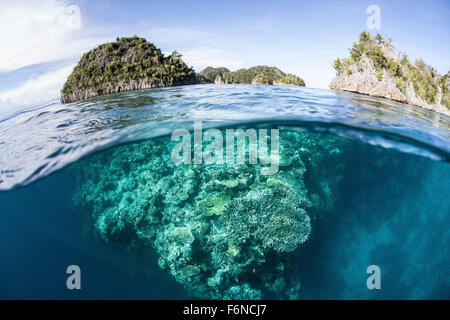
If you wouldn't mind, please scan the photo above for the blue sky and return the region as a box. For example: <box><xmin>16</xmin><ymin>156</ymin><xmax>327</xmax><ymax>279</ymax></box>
<box><xmin>0</xmin><ymin>0</ymin><xmax>449</xmax><ymax>118</ymax></box>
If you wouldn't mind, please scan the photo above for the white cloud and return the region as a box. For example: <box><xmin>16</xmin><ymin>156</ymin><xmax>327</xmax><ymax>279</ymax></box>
<box><xmin>182</xmin><ymin>48</ymin><xmax>245</xmax><ymax>71</ymax></box>
<box><xmin>0</xmin><ymin>65</ymin><xmax>74</xmax><ymax>118</ymax></box>
<box><xmin>0</xmin><ymin>0</ymin><xmax>110</xmax><ymax>71</ymax></box>
<box><xmin>0</xmin><ymin>0</ymin><xmax>116</xmax><ymax>118</ymax></box>
<box><xmin>143</xmin><ymin>26</ymin><xmax>244</xmax><ymax>72</ymax></box>
<box><xmin>145</xmin><ymin>27</ymin><xmax>213</xmax><ymax>46</ymax></box>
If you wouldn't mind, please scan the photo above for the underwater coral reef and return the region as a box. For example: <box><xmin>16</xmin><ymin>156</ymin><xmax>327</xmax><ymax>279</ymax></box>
<box><xmin>72</xmin><ymin>129</ymin><xmax>352</xmax><ymax>299</ymax></box>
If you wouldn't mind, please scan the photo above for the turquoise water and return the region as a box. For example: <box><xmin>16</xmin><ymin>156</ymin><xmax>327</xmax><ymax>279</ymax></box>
<box><xmin>0</xmin><ymin>84</ymin><xmax>449</xmax><ymax>299</ymax></box>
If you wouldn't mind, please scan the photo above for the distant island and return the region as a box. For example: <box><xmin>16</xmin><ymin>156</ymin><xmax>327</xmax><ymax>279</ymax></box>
<box><xmin>330</xmin><ymin>31</ymin><xmax>450</xmax><ymax>116</ymax></box>
<box><xmin>61</xmin><ymin>36</ymin><xmax>305</xmax><ymax>103</ymax></box>
<box><xmin>199</xmin><ymin>66</ymin><xmax>305</xmax><ymax>86</ymax></box>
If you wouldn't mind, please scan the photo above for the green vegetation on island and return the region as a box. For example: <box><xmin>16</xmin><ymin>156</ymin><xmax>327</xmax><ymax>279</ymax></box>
<box><xmin>199</xmin><ymin>65</ymin><xmax>305</xmax><ymax>86</ymax></box>
<box><xmin>61</xmin><ymin>36</ymin><xmax>198</xmax><ymax>103</ymax></box>
<box><xmin>197</xmin><ymin>66</ymin><xmax>231</xmax><ymax>83</ymax></box>
<box><xmin>331</xmin><ymin>31</ymin><xmax>449</xmax><ymax>113</ymax></box>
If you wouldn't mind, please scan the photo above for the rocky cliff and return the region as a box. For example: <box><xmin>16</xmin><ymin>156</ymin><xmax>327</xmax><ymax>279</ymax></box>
<box><xmin>330</xmin><ymin>32</ymin><xmax>449</xmax><ymax>116</ymax></box>
<box><xmin>61</xmin><ymin>36</ymin><xmax>199</xmax><ymax>103</ymax></box>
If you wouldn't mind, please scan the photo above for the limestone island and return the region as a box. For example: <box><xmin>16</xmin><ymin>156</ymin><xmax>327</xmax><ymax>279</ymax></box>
<box><xmin>61</xmin><ymin>36</ymin><xmax>305</xmax><ymax>103</ymax></box>
<box><xmin>61</xmin><ymin>36</ymin><xmax>199</xmax><ymax>103</ymax></box>
<box><xmin>330</xmin><ymin>31</ymin><xmax>450</xmax><ymax>116</ymax></box>
<box><xmin>199</xmin><ymin>66</ymin><xmax>305</xmax><ymax>86</ymax></box>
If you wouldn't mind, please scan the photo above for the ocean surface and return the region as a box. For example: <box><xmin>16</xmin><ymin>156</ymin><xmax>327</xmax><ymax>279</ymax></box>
<box><xmin>0</xmin><ymin>84</ymin><xmax>448</xmax><ymax>299</ymax></box>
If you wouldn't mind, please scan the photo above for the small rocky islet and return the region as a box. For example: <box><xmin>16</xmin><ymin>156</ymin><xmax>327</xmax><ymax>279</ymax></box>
<box><xmin>60</xmin><ymin>36</ymin><xmax>199</xmax><ymax>103</ymax></box>
<box><xmin>330</xmin><ymin>31</ymin><xmax>450</xmax><ymax>116</ymax></box>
